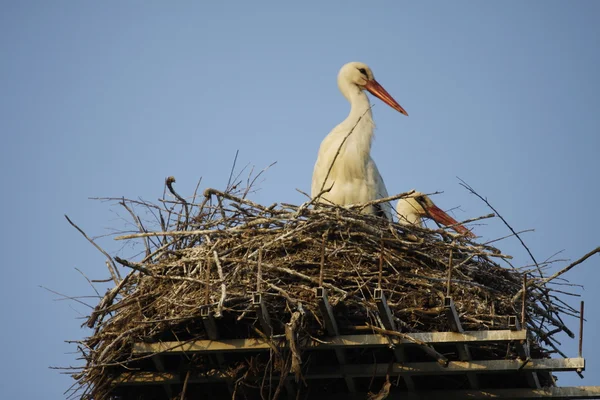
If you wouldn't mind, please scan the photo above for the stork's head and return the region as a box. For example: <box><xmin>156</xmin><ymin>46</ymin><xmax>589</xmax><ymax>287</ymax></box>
<box><xmin>396</xmin><ymin>191</ymin><xmax>475</xmax><ymax>237</ymax></box>
<box><xmin>338</xmin><ymin>62</ymin><xmax>408</xmax><ymax>116</ymax></box>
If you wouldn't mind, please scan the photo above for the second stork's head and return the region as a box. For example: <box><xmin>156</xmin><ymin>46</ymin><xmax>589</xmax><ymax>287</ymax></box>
<box><xmin>337</xmin><ymin>62</ymin><xmax>408</xmax><ymax>116</ymax></box>
<box><xmin>396</xmin><ymin>192</ymin><xmax>475</xmax><ymax>237</ymax></box>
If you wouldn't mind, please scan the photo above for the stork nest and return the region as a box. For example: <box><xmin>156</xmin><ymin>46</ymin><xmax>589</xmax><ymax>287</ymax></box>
<box><xmin>68</xmin><ymin>180</ymin><xmax>584</xmax><ymax>400</ymax></box>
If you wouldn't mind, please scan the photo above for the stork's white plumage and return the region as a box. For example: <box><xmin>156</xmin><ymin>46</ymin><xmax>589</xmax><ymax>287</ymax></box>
<box><xmin>311</xmin><ymin>62</ymin><xmax>408</xmax><ymax>220</ymax></box>
<box><xmin>396</xmin><ymin>192</ymin><xmax>475</xmax><ymax>237</ymax></box>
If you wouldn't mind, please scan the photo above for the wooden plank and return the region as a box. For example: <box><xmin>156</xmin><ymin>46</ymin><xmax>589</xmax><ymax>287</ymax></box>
<box><xmin>293</xmin><ymin>387</ymin><xmax>600</xmax><ymax>400</ymax></box>
<box><xmin>133</xmin><ymin>329</ymin><xmax>527</xmax><ymax>354</ymax></box>
<box><xmin>311</xmin><ymin>358</ymin><xmax>585</xmax><ymax>377</ymax></box>
<box><xmin>408</xmin><ymin>386</ymin><xmax>600</xmax><ymax>399</ymax></box>
<box><xmin>114</xmin><ymin>358</ymin><xmax>584</xmax><ymax>386</ymax></box>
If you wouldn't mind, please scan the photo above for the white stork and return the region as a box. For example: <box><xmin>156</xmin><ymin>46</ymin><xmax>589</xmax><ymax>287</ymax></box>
<box><xmin>396</xmin><ymin>192</ymin><xmax>475</xmax><ymax>237</ymax></box>
<box><xmin>311</xmin><ymin>62</ymin><xmax>408</xmax><ymax>220</ymax></box>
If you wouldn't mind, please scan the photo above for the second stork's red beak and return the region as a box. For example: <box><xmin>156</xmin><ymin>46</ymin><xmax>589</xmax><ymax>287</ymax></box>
<box><xmin>426</xmin><ymin>205</ymin><xmax>475</xmax><ymax>238</ymax></box>
<box><xmin>364</xmin><ymin>79</ymin><xmax>408</xmax><ymax>116</ymax></box>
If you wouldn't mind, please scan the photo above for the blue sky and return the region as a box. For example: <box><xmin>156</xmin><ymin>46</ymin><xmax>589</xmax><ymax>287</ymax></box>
<box><xmin>1</xmin><ymin>1</ymin><xmax>599</xmax><ymax>398</ymax></box>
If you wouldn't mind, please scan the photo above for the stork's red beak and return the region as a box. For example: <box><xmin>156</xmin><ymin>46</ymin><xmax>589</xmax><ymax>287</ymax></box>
<box><xmin>426</xmin><ymin>204</ymin><xmax>475</xmax><ymax>238</ymax></box>
<box><xmin>364</xmin><ymin>79</ymin><xmax>408</xmax><ymax>116</ymax></box>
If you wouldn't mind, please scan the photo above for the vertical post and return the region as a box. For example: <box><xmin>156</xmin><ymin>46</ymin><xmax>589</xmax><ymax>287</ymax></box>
<box><xmin>579</xmin><ymin>301</ymin><xmax>585</xmax><ymax>358</ymax></box>
<box><xmin>521</xmin><ymin>274</ymin><xmax>527</xmax><ymax>327</ymax></box>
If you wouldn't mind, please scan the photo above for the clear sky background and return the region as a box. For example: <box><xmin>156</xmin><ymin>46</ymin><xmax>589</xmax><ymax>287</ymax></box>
<box><xmin>1</xmin><ymin>1</ymin><xmax>599</xmax><ymax>398</ymax></box>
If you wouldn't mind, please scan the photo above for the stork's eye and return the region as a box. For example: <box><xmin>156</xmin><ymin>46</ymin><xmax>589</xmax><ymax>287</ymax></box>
<box><xmin>358</xmin><ymin>68</ymin><xmax>368</xmax><ymax>76</ymax></box>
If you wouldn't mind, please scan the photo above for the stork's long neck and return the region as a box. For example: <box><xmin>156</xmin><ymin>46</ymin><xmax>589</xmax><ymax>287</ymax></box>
<box><xmin>339</xmin><ymin>82</ymin><xmax>375</xmax><ymax>154</ymax></box>
<box><xmin>396</xmin><ymin>201</ymin><xmax>424</xmax><ymax>227</ymax></box>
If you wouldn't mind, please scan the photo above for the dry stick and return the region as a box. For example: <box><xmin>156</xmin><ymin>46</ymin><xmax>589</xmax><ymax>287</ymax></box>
<box><xmin>243</xmin><ymin>161</ymin><xmax>278</xmax><ymax>200</ymax></box>
<box><xmin>446</xmin><ymin>249</ymin><xmax>453</xmax><ymax>297</ymax></box>
<box><xmin>86</xmin><ymin>272</ymin><xmax>134</xmax><ymax>328</ymax></box>
<box><xmin>536</xmin><ymin>246</ymin><xmax>600</xmax><ymax>287</ymax></box>
<box><xmin>484</xmin><ymin>229</ymin><xmax>535</xmax><ymax>245</ymax></box>
<box><xmin>75</xmin><ymin>267</ymin><xmax>101</xmax><ymax>298</ymax></box>
<box><xmin>285</xmin><ymin>310</ymin><xmax>303</xmax><ymax>382</ymax></box>
<box><xmin>318</xmin><ymin>106</ymin><xmax>373</xmax><ymax>195</ymax></box>
<box><xmin>264</xmin><ymin>263</ymin><xmax>347</xmax><ymax>296</ymax></box>
<box><xmin>119</xmin><ymin>198</ymin><xmax>153</xmax><ymax>257</ymax></box>
<box><xmin>204</xmin><ymin>256</ymin><xmax>211</xmax><ymax>305</ymax></box>
<box><xmin>353</xmin><ymin>190</ymin><xmax>415</xmax><ymax>212</ymax></box>
<box><xmin>378</xmin><ymin>238</ymin><xmax>384</xmax><ymax>288</ymax></box>
<box><xmin>114</xmin><ymin>256</ymin><xmax>152</xmax><ymax>275</ymax></box>
<box><xmin>64</xmin><ymin>215</ymin><xmax>121</xmax><ymax>284</ymax></box>
<box><xmin>257</xmin><ymin>249</ymin><xmax>263</xmax><ymax>292</ymax></box>
<box><xmin>366</xmin><ymin>323</ymin><xmax>449</xmax><ymax>366</ymax></box>
<box><xmin>458</xmin><ymin>179</ymin><xmax>558</xmax><ymax>332</ymax></box>
<box><xmin>319</xmin><ymin>234</ymin><xmax>326</xmax><ymax>287</ymax></box>
<box><xmin>180</xmin><ymin>370</ymin><xmax>191</xmax><ymax>400</ymax></box>
<box><xmin>439</xmin><ymin>213</ymin><xmax>495</xmax><ymax>237</ymax></box>
<box><xmin>212</xmin><ymin>250</ymin><xmax>226</xmax><ymax>317</ymax></box>
<box><xmin>459</xmin><ymin>179</ymin><xmax>542</xmax><ymax>275</ymax></box>
<box><xmin>203</xmin><ymin>188</ymin><xmax>273</xmax><ymax>213</ymax></box>
<box><xmin>368</xmin><ymin>376</ymin><xmax>391</xmax><ymax>400</ymax></box>
<box><xmin>513</xmin><ymin>246</ymin><xmax>600</xmax><ymax>303</ymax></box>
<box><xmin>225</xmin><ymin>149</ymin><xmax>240</xmax><ymax>191</ymax></box>
<box><xmin>114</xmin><ymin>216</ymin><xmax>290</xmax><ymax>240</ymax></box>
<box><xmin>40</xmin><ymin>286</ymin><xmax>94</xmax><ymax>309</ymax></box>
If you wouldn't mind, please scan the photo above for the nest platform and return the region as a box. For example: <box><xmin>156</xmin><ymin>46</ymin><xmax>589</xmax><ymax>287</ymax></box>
<box><xmin>68</xmin><ymin>184</ymin><xmax>600</xmax><ymax>400</ymax></box>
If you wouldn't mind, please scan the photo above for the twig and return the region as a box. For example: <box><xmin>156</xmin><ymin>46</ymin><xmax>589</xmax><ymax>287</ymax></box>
<box><xmin>64</xmin><ymin>215</ymin><xmax>121</xmax><ymax>284</ymax></box>
<box><xmin>366</xmin><ymin>323</ymin><xmax>449</xmax><ymax>366</ymax></box>
<box><xmin>458</xmin><ymin>179</ymin><xmax>541</xmax><ymax>274</ymax></box>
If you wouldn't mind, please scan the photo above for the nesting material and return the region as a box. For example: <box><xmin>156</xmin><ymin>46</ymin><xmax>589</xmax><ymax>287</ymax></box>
<box><xmin>70</xmin><ymin>184</ymin><xmax>582</xmax><ymax>399</ymax></box>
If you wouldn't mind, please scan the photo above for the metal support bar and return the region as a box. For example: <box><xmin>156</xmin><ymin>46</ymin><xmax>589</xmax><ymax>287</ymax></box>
<box><xmin>374</xmin><ymin>288</ymin><xmax>415</xmax><ymax>391</ymax></box>
<box><xmin>150</xmin><ymin>355</ymin><xmax>173</xmax><ymax>399</ymax></box>
<box><xmin>507</xmin><ymin>317</ymin><xmax>541</xmax><ymax>388</ymax></box>
<box><xmin>317</xmin><ymin>287</ymin><xmax>339</xmax><ymax>335</ymax></box>
<box><xmin>316</xmin><ymin>287</ymin><xmax>356</xmax><ymax>392</ymax></box>
<box><xmin>200</xmin><ymin>305</ymin><xmax>232</xmax><ymax>394</ymax></box>
<box><xmin>444</xmin><ymin>297</ymin><xmax>478</xmax><ymax>389</ymax></box>
<box><xmin>200</xmin><ymin>305</ymin><xmax>219</xmax><ymax>340</ymax></box>
<box><xmin>253</xmin><ymin>293</ymin><xmax>273</xmax><ymax>337</ymax></box>
<box><xmin>374</xmin><ymin>288</ymin><xmax>396</xmax><ymax>331</ymax></box>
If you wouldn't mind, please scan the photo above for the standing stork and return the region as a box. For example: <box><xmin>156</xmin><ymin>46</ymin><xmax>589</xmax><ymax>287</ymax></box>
<box><xmin>311</xmin><ymin>62</ymin><xmax>408</xmax><ymax>220</ymax></box>
<box><xmin>396</xmin><ymin>192</ymin><xmax>475</xmax><ymax>237</ymax></box>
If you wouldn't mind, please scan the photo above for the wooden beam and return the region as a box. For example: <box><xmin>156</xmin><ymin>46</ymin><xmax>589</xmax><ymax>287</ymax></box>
<box><xmin>114</xmin><ymin>358</ymin><xmax>584</xmax><ymax>386</ymax></box>
<box><xmin>133</xmin><ymin>329</ymin><xmax>527</xmax><ymax>355</ymax></box>
<box><xmin>280</xmin><ymin>386</ymin><xmax>600</xmax><ymax>400</ymax></box>
<box><xmin>313</xmin><ymin>358</ymin><xmax>585</xmax><ymax>377</ymax></box>
<box><xmin>404</xmin><ymin>386</ymin><xmax>600</xmax><ymax>399</ymax></box>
